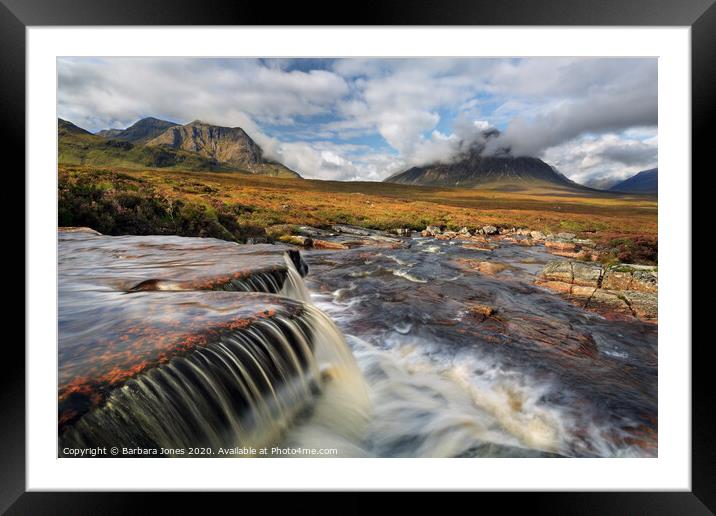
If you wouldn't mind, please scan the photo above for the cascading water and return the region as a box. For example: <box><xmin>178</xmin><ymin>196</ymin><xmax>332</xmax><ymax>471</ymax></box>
<box><xmin>280</xmin><ymin>254</ymin><xmax>312</xmax><ymax>303</ymax></box>
<box><xmin>60</xmin><ymin>302</ymin><xmax>369</xmax><ymax>455</ymax></box>
<box><xmin>58</xmin><ymin>229</ymin><xmax>657</xmax><ymax>458</ymax></box>
<box><xmin>290</xmin><ymin>234</ymin><xmax>657</xmax><ymax>458</ymax></box>
<box><xmin>58</xmin><ymin>230</ymin><xmax>370</xmax><ymax>456</ymax></box>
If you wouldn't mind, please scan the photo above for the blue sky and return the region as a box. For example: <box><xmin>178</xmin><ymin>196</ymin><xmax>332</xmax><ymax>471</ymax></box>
<box><xmin>57</xmin><ymin>57</ymin><xmax>657</xmax><ymax>185</ymax></box>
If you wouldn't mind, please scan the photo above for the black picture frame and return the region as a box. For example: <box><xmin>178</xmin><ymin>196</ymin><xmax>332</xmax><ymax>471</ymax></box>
<box><xmin>2</xmin><ymin>0</ymin><xmax>711</xmax><ymax>512</ymax></box>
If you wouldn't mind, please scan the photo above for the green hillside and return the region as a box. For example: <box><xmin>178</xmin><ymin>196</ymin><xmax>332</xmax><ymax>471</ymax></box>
<box><xmin>58</xmin><ymin>118</ymin><xmax>299</xmax><ymax>178</ymax></box>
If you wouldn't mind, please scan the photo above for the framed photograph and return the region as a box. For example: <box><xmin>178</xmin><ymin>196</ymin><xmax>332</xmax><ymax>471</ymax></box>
<box><xmin>5</xmin><ymin>0</ymin><xmax>711</xmax><ymax>511</ymax></box>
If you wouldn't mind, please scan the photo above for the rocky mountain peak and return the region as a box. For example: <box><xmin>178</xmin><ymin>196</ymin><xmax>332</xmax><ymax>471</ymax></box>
<box><xmin>147</xmin><ymin>121</ymin><xmax>267</xmax><ymax>172</ymax></box>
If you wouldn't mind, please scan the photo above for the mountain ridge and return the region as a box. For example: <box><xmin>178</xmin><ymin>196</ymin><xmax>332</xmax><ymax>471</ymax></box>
<box><xmin>96</xmin><ymin>117</ymin><xmax>179</xmax><ymax>144</ymax></box>
<box><xmin>148</xmin><ymin>121</ymin><xmax>260</xmax><ymax>169</ymax></box>
<box><xmin>58</xmin><ymin>117</ymin><xmax>300</xmax><ymax>178</ymax></box>
<box><xmin>146</xmin><ymin>120</ymin><xmax>298</xmax><ymax>177</ymax></box>
<box><xmin>608</xmin><ymin>168</ymin><xmax>658</xmax><ymax>195</ymax></box>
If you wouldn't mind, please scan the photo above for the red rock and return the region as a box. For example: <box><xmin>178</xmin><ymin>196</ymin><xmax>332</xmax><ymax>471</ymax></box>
<box><xmin>468</xmin><ymin>304</ymin><xmax>495</xmax><ymax>319</ymax></box>
<box><xmin>545</xmin><ymin>240</ymin><xmax>577</xmax><ymax>252</ymax></box>
<box><xmin>535</xmin><ymin>279</ymin><xmax>573</xmax><ymax>294</ymax></box>
<box><xmin>312</xmin><ymin>239</ymin><xmax>349</xmax><ymax>250</ymax></box>
<box><xmin>453</xmin><ymin>258</ymin><xmax>508</xmax><ymax>275</ymax></box>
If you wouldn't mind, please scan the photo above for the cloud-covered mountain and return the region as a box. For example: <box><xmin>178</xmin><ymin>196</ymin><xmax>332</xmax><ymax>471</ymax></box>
<box><xmin>384</xmin><ymin>145</ymin><xmax>578</xmax><ymax>189</ymax></box>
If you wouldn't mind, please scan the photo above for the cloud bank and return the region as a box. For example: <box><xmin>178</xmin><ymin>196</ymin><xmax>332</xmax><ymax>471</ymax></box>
<box><xmin>58</xmin><ymin>57</ymin><xmax>657</xmax><ymax>184</ymax></box>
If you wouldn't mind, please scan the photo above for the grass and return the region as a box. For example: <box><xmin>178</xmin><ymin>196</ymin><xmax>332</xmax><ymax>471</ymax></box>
<box><xmin>58</xmin><ymin>164</ymin><xmax>658</xmax><ymax>260</ymax></box>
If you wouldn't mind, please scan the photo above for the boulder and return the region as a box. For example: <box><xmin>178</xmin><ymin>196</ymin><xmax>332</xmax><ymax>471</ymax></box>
<box><xmin>556</xmin><ymin>232</ymin><xmax>576</xmax><ymax>240</ymax></box>
<box><xmin>574</xmin><ymin>238</ymin><xmax>596</xmax><ymax>248</ymax></box>
<box><xmin>602</xmin><ymin>264</ymin><xmax>657</xmax><ymax>293</ymax></box>
<box><xmin>536</xmin><ymin>259</ymin><xmax>657</xmax><ymax>321</ymax></box>
<box><xmin>461</xmin><ymin>243</ymin><xmax>495</xmax><ymax>252</ymax></box>
<box><xmin>537</xmin><ymin>280</ymin><xmax>573</xmax><ymax>294</ymax></box>
<box><xmin>423</xmin><ymin>225</ymin><xmax>443</xmax><ymax>237</ymax></box>
<box><xmin>631</xmin><ymin>268</ymin><xmax>658</xmax><ymax>293</ymax></box>
<box><xmin>623</xmin><ymin>291</ymin><xmax>658</xmax><ymax>320</ymax></box>
<box><xmin>530</xmin><ymin>230</ymin><xmax>546</xmax><ymax>241</ymax></box>
<box><xmin>279</xmin><ymin>235</ymin><xmax>313</xmax><ymax>247</ymax></box>
<box><xmin>482</xmin><ymin>225</ymin><xmax>499</xmax><ymax>235</ymax></box>
<box><xmin>58</xmin><ymin>226</ymin><xmax>101</xmax><ymax>235</ymax></box>
<box><xmin>571</xmin><ymin>262</ymin><xmax>603</xmax><ymax>287</ymax></box>
<box><xmin>508</xmin><ymin>234</ymin><xmax>534</xmax><ymax>246</ymax></box>
<box><xmin>545</xmin><ymin>240</ymin><xmax>577</xmax><ymax>252</ymax></box>
<box><xmin>295</xmin><ymin>225</ymin><xmax>338</xmax><ymax>238</ymax></box>
<box><xmin>571</xmin><ymin>285</ymin><xmax>597</xmax><ymax>297</ymax></box>
<box><xmin>601</xmin><ymin>269</ymin><xmax>632</xmax><ymax>291</ymax></box>
<box><xmin>454</xmin><ymin>258</ymin><xmax>508</xmax><ymax>275</ymax></box>
<box><xmin>539</xmin><ymin>260</ymin><xmax>573</xmax><ymax>283</ymax></box>
<box><xmin>436</xmin><ymin>230</ymin><xmax>459</xmax><ymax>240</ymax></box>
<box><xmin>467</xmin><ymin>303</ymin><xmax>495</xmax><ymax>319</ymax></box>
<box><xmin>312</xmin><ymin>239</ymin><xmax>349</xmax><ymax>250</ymax></box>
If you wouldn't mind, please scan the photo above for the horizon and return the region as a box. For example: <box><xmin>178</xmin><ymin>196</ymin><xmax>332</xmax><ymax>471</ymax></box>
<box><xmin>58</xmin><ymin>57</ymin><xmax>658</xmax><ymax>186</ymax></box>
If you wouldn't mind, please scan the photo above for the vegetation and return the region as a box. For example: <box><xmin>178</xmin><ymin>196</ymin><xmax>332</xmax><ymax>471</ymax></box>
<box><xmin>59</xmin><ymin>129</ymin><xmax>235</xmax><ymax>172</ymax></box>
<box><xmin>59</xmin><ymin>120</ymin><xmax>299</xmax><ymax>178</ymax></box>
<box><xmin>601</xmin><ymin>237</ymin><xmax>659</xmax><ymax>265</ymax></box>
<box><xmin>58</xmin><ymin>168</ymin><xmax>266</xmax><ymax>242</ymax></box>
<box><xmin>58</xmin><ymin>165</ymin><xmax>658</xmax><ymax>256</ymax></box>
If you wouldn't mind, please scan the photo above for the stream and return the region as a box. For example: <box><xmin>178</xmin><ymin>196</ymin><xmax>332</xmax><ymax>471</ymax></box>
<box><xmin>58</xmin><ymin>229</ymin><xmax>657</xmax><ymax>458</ymax></box>
<box><xmin>279</xmin><ymin>236</ymin><xmax>657</xmax><ymax>457</ymax></box>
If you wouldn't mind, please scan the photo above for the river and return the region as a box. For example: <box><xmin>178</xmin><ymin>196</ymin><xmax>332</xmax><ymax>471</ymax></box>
<box><xmin>279</xmin><ymin>235</ymin><xmax>657</xmax><ymax>457</ymax></box>
<box><xmin>57</xmin><ymin>229</ymin><xmax>657</xmax><ymax>458</ymax></box>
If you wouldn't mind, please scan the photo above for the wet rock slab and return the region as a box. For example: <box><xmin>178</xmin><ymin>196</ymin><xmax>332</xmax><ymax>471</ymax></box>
<box><xmin>58</xmin><ymin>290</ymin><xmax>308</xmax><ymax>430</ymax></box>
<box><xmin>59</xmin><ymin>228</ymin><xmax>307</xmax><ymax>292</ymax></box>
<box><xmin>58</xmin><ymin>229</ymin><xmax>310</xmax><ymax>431</ymax></box>
<box><xmin>278</xmin><ymin>224</ymin><xmax>406</xmax><ymax>250</ymax></box>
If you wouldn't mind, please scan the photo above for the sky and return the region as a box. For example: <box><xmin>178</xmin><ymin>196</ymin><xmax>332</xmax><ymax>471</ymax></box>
<box><xmin>57</xmin><ymin>57</ymin><xmax>657</xmax><ymax>185</ymax></box>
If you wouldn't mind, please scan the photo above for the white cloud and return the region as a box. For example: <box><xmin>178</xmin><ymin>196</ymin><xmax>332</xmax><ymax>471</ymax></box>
<box><xmin>58</xmin><ymin>57</ymin><xmax>657</xmax><ymax>184</ymax></box>
<box><xmin>542</xmin><ymin>132</ymin><xmax>658</xmax><ymax>186</ymax></box>
<box><xmin>271</xmin><ymin>141</ymin><xmax>405</xmax><ymax>182</ymax></box>
<box><xmin>58</xmin><ymin>57</ymin><xmax>348</xmax><ymax>131</ymax></box>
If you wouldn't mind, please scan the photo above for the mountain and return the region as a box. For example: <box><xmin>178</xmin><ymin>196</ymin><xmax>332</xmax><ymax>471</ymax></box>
<box><xmin>384</xmin><ymin>147</ymin><xmax>578</xmax><ymax>189</ymax></box>
<box><xmin>146</xmin><ymin>120</ymin><xmax>298</xmax><ymax>177</ymax></box>
<box><xmin>608</xmin><ymin>168</ymin><xmax>658</xmax><ymax>195</ymax></box>
<box><xmin>95</xmin><ymin>128</ymin><xmax>123</xmax><ymax>139</ymax></box>
<box><xmin>96</xmin><ymin>117</ymin><xmax>179</xmax><ymax>144</ymax></box>
<box><xmin>59</xmin><ymin>118</ymin><xmax>92</xmax><ymax>136</ymax></box>
<box><xmin>582</xmin><ymin>176</ymin><xmax>622</xmax><ymax>190</ymax></box>
<box><xmin>58</xmin><ymin>118</ymin><xmax>300</xmax><ymax>178</ymax></box>
<box><xmin>59</xmin><ymin>119</ymin><xmax>228</xmax><ymax>172</ymax></box>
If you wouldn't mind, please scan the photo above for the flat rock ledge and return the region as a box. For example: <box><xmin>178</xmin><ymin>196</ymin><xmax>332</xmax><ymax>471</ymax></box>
<box><xmin>57</xmin><ymin>228</ymin><xmax>311</xmax><ymax>431</ymax></box>
<box><xmin>273</xmin><ymin>224</ymin><xmax>405</xmax><ymax>250</ymax></box>
<box><xmin>536</xmin><ymin>260</ymin><xmax>657</xmax><ymax>321</ymax></box>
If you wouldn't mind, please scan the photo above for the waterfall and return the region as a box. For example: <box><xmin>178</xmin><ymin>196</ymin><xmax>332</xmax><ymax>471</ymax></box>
<box><xmin>60</xmin><ymin>303</ymin><xmax>365</xmax><ymax>454</ymax></box>
<box><xmin>59</xmin><ymin>232</ymin><xmax>368</xmax><ymax>456</ymax></box>
<box><xmin>280</xmin><ymin>254</ymin><xmax>312</xmax><ymax>303</ymax></box>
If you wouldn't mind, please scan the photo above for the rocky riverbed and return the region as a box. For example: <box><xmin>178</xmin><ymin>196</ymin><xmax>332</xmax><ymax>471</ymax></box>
<box><xmin>58</xmin><ymin>225</ymin><xmax>658</xmax><ymax>457</ymax></box>
<box><xmin>294</xmin><ymin>225</ymin><xmax>657</xmax><ymax>457</ymax></box>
